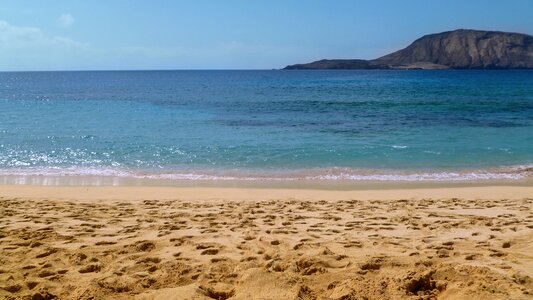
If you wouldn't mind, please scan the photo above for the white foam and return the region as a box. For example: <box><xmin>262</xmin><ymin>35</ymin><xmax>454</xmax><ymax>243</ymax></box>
<box><xmin>0</xmin><ymin>166</ymin><xmax>530</xmax><ymax>183</ymax></box>
<box><xmin>0</xmin><ymin>167</ymin><xmax>133</xmax><ymax>178</ymax></box>
<box><xmin>305</xmin><ymin>172</ymin><xmax>526</xmax><ymax>181</ymax></box>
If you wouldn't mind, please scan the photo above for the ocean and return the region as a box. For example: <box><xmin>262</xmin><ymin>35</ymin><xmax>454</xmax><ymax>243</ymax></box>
<box><xmin>1</xmin><ymin>70</ymin><xmax>532</xmax><ymax>185</ymax></box>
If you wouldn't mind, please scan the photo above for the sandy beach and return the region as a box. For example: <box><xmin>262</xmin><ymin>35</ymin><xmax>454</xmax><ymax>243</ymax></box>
<box><xmin>0</xmin><ymin>185</ymin><xmax>532</xmax><ymax>299</ymax></box>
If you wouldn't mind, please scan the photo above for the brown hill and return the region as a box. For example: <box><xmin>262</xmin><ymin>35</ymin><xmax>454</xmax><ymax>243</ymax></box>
<box><xmin>283</xmin><ymin>29</ymin><xmax>533</xmax><ymax>70</ymax></box>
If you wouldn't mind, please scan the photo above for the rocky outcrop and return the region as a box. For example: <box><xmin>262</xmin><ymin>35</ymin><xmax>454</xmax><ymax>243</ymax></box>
<box><xmin>283</xmin><ymin>29</ymin><xmax>533</xmax><ymax>70</ymax></box>
<box><xmin>283</xmin><ymin>59</ymin><xmax>378</xmax><ymax>70</ymax></box>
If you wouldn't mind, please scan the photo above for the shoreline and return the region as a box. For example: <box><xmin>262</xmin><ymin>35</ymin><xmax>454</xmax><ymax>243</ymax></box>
<box><xmin>1</xmin><ymin>184</ymin><xmax>533</xmax><ymax>201</ymax></box>
<box><xmin>1</xmin><ymin>166</ymin><xmax>533</xmax><ymax>192</ymax></box>
<box><xmin>0</xmin><ymin>164</ymin><xmax>531</xmax><ymax>184</ymax></box>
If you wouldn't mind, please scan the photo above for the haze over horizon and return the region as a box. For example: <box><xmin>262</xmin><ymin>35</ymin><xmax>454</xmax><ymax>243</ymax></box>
<box><xmin>1</xmin><ymin>0</ymin><xmax>532</xmax><ymax>71</ymax></box>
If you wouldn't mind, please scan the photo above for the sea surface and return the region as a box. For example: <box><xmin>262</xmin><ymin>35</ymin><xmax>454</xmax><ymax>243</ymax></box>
<box><xmin>1</xmin><ymin>70</ymin><xmax>532</xmax><ymax>185</ymax></box>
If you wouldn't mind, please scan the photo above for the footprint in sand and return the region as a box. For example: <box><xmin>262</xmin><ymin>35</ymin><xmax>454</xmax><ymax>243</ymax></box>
<box><xmin>133</xmin><ymin>241</ymin><xmax>155</xmax><ymax>252</ymax></box>
<box><xmin>201</xmin><ymin>249</ymin><xmax>219</xmax><ymax>255</ymax></box>
<box><xmin>79</xmin><ymin>263</ymin><xmax>102</xmax><ymax>273</ymax></box>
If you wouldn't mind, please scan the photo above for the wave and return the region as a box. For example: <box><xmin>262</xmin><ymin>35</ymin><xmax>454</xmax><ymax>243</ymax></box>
<box><xmin>0</xmin><ymin>165</ymin><xmax>531</xmax><ymax>183</ymax></box>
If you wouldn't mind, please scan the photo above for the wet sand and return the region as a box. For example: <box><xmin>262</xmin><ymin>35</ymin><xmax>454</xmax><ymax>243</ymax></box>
<box><xmin>0</xmin><ymin>185</ymin><xmax>532</xmax><ymax>299</ymax></box>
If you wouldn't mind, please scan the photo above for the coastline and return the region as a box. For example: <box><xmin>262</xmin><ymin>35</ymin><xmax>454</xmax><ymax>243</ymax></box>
<box><xmin>1</xmin><ymin>5</ymin><xmax>532</xmax><ymax>299</ymax></box>
<box><xmin>0</xmin><ymin>164</ymin><xmax>532</xmax><ymax>191</ymax></box>
<box><xmin>1</xmin><ymin>184</ymin><xmax>533</xmax><ymax>201</ymax></box>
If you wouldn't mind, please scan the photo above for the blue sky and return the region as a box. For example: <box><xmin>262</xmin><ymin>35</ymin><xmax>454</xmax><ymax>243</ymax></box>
<box><xmin>1</xmin><ymin>0</ymin><xmax>532</xmax><ymax>70</ymax></box>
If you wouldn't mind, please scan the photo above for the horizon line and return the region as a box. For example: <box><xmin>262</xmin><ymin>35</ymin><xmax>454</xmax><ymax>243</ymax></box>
<box><xmin>1</xmin><ymin>68</ymin><xmax>532</xmax><ymax>73</ymax></box>
<box><xmin>0</xmin><ymin>68</ymin><xmax>283</xmax><ymax>73</ymax></box>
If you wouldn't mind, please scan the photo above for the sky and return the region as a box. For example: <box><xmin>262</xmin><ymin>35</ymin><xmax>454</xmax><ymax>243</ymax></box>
<box><xmin>1</xmin><ymin>0</ymin><xmax>532</xmax><ymax>71</ymax></box>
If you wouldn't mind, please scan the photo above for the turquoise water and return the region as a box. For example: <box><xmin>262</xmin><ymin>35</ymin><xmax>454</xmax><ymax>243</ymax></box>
<box><xmin>1</xmin><ymin>70</ymin><xmax>532</xmax><ymax>182</ymax></box>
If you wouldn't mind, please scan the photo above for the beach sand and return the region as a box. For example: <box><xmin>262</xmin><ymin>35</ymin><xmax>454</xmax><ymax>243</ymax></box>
<box><xmin>0</xmin><ymin>185</ymin><xmax>532</xmax><ymax>299</ymax></box>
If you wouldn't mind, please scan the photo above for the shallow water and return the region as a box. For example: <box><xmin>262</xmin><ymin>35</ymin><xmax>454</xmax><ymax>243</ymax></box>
<box><xmin>1</xmin><ymin>70</ymin><xmax>532</xmax><ymax>184</ymax></box>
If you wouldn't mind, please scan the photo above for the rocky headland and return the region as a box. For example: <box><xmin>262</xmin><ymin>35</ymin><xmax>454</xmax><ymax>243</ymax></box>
<box><xmin>284</xmin><ymin>29</ymin><xmax>533</xmax><ymax>70</ymax></box>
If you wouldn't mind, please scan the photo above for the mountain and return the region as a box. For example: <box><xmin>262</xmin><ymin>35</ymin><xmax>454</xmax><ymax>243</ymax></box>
<box><xmin>283</xmin><ymin>29</ymin><xmax>533</xmax><ymax>70</ymax></box>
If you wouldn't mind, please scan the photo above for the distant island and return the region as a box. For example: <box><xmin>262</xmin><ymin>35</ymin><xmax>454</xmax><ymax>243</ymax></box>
<box><xmin>283</xmin><ymin>29</ymin><xmax>533</xmax><ymax>70</ymax></box>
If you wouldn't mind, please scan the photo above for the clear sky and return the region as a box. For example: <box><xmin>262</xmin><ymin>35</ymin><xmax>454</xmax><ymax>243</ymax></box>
<box><xmin>1</xmin><ymin>0</ymin><xmax>532</xmax><ymax>71</ymax></box>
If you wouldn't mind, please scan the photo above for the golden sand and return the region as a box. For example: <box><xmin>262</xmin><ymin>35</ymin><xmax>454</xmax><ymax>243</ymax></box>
<box><xmin>0</xmin><ymin>185</ymin><xmax>532</xmax><ymax>299</ymax></box>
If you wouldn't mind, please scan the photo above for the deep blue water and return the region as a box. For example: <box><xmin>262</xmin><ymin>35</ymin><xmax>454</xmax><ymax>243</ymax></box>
<box><xmin>0</xmin><ymin>70</ymin><xmax>532</xmax><ymax>181</ymax></box>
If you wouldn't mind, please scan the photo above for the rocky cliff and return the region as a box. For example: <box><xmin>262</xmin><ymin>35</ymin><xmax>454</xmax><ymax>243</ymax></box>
<box><xmin>283</xmin><ymin>29</ymin><xmax>533</xmax><ymax>70</ymax></box>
